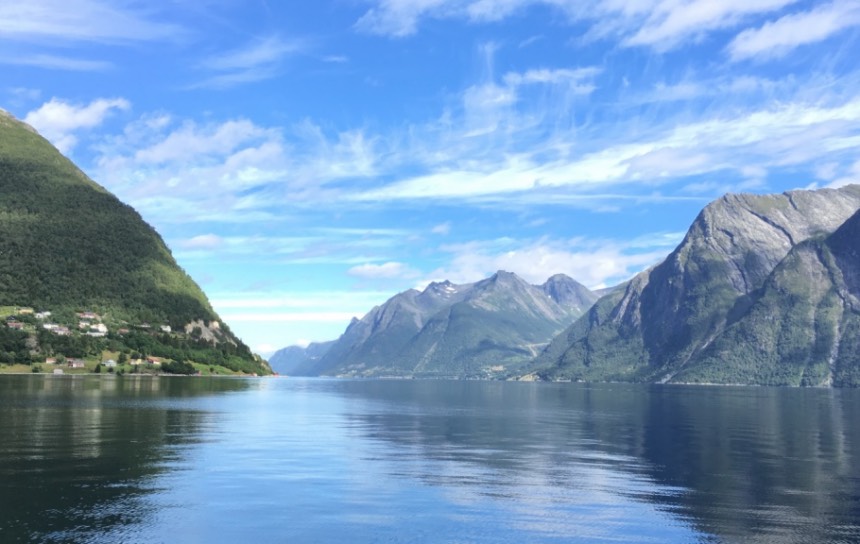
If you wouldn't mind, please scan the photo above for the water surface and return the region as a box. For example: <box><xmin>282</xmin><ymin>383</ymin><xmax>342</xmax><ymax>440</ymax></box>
<box><xmin>1</xmin><ymin>376</ymin><xmax>859</xmax><ymax>543</ymax></box>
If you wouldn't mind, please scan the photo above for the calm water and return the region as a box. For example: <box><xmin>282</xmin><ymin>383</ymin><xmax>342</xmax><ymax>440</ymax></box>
<box><xmin>2</xmin><ymin>376</ymin><xmax>860</xmax><ymax>543</ymax></box>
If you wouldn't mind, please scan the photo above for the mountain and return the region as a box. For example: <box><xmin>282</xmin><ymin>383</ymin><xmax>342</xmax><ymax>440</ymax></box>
<box><xmin>532</xmin><ymin>185</ymin><xmax>860</xmax><ymax>385</ymax></box>
<box><xmin>671</xmin><ymin>208</ymin><xmax>860</xmax><ymax>386</ymax></box>
<box><xmin>311</xmin><ymin>271</ymin><xmax>598</xmax><ymax>378</ymax></box>
<box><xmin>0</xmin><ymin>109</ymin><xmax>269</xmax><ymax>375</ymax></box>
<box><xmin>268</xmin><ymin>341</ymin><xmax>334</xmax><ymax>375</ymax></box>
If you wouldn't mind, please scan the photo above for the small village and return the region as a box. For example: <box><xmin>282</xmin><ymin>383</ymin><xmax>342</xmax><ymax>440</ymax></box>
<box><xmin>1</xmin><ymin>305</ymin><xmax>250</xmax><ymax>376</ymax></box>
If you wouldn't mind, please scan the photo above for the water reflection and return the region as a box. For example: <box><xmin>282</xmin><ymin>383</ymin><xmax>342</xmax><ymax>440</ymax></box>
<box><xmin>0</xmin><ymin>375</ymin><xmax>251</xmax><ymax>543</ymax></box>
<box><xmin>4</xmin><ymin>376</ymin><xmax>860</xmax><ymax>543</ymax></box>
<box><xmin>333</xmin><ymin>381</ymin><xmax>860</xmax><ymax>543</ymax></box>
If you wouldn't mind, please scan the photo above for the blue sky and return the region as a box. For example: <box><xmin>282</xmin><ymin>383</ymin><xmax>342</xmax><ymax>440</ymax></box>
<box><xmin>2</xmin><ymin>0</ymin><xmax>860</xmax><ymax>354</ymax></box>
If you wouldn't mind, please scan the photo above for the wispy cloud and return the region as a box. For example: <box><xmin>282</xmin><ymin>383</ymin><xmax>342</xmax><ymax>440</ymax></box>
<box><xmin>177</xmin><ymin>234</ymin><xmax>225</xmax><ymax>250</ymax></box>
<box><xmin>727</xmin><ymin>0</ymin><xmax>860</xmax><ymax>61</ymax></box>
<box><xmin>431</xmin><ymin>222</ymin><xmax>452</xmax><ymax>235</ymax></box>
<box><xmin>0</xmin><ymin>0</ymin><xmax>184</xmax><ymax>44</ymax></box>
<box><xmin>322</xmin><ymin>55</ymin><xmax>349</xmax><ymax>63</ymax></box>
<box><xmin>92</xmin><ymin>115</ymin><xmax>291</xmax><ymax>222</ymax></box>
<box><xmin>423</xmin><ymin>232</ymin><xmax>684</xmax><ymax>288</ymax></box>
<box><xmin>354</xmin><ymin>0</ymin><xmax>800</xmax><ymax>52</ymax></box>
<box><xmin>349</xmin><ymin>96</ymin><xmax>860</xmax><ymax>202</ymax></box>
<box><xmin>191</xmin><ymin>35</ymin><xmax>306</xmax><ymax>89</ymax></box>
<box><xmin>170</xmin><ymin>227</ymin><xmax>418</xmax><ymax>269</ymax></box>
<box><xmin>347</xmin><ymin>261</ymin><xmax>420</xmax><ymax>279</ymax></box>
<box><xmin>0</xmin><ymin>1</ymin><xmax>189</xmax><ymax>75</ymax></box>
<box><xmin>619</xmin><ymin>0</ymin><xmax>799</xmax><ymax>50</ymax></box>
<box><xmin>212</xmin><ymin>289</ymin><xmax>396</xmax><ymax>345</ymax></box>
<box><xmin>79</xmin><ymin>46</ymin><xmax>860</xmax><ymax>226</ymax></box>
<box><xmin>24</xmin><ymin>97</ymin><xmax>130</xmax><ymax>153</ymax></box>
<box><xmin>0</xmin><ymin>53</ymin><xmax>112</xmax><ymax>71</ymax></box>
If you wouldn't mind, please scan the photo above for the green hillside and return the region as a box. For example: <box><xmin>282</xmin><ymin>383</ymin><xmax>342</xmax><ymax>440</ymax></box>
<box><xmin>0</xmin><ymin>110</ymin><xmax>269</xmax><ymax>375</ymax></box>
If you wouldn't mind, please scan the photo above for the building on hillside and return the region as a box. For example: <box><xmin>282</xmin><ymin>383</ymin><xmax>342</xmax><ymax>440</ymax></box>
<box><xmin>86</xmin><ymin>323</ymin><xmax>108</xmax><ymax>337</ymax></box>
<box><xmin>54</xmin><ymin>326</ymin><xmax>71</xmax><ymax>336</ymax></box>
<box><xmin>160</xmin><ymin>325</ymin><xmax>171</xmax><ymax>333</ymax></box>
<box><xmin>7</xmin><ymin>322</ymin><xmax>24</xmax><ymax>330</ymax></box>
<box><xmin>44</xmin><ymin>357</ymin><xmax>57</xmax><ymax>365</ymax></box>
<box><xmin>77</xmin><ymin>311</ymin><xmax>99</xmax><ymax>320</ymax></box>
<box><xmin>35</xmin><ymin>311</ymin><xmax>51</xmax><ymax>319</ymax></box>
<box><xmin>17</xmin><ymin>307</ymin><xmax>34</xmax><ymax>315</ymax></box>
<box><xmin>103</xmin><ymin>359</ymin><xmax>117</xmax><ymax>368</ymax></box>
<box><xmin>67</xmin><ymin>359</ymin><xmax>85</xmax><ymax>369</ymax></box>
<box><xmin>146</xmin><ymin>356</ymin><xmax>163</xmax><ymax>366</ymax></box>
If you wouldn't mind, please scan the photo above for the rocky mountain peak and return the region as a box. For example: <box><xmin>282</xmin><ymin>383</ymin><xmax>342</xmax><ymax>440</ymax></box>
<box><xmin>541</xmin><ymin>274</ymin><xmax>598</xmax><ymax>310</ymax></box>
<box><xmin>532</xmin><ymin>184</ymin><xmax>860</xmax><ymax>386</ymax></box>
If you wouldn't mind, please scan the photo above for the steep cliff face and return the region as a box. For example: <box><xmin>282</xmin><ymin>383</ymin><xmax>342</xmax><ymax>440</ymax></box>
<box><xmin>534</xmin><ymin>186</ymin><xmax>860</xmax><ymax>384</ymax></box>
<box><xmin>673</xmin><ymin>209</ymin><xmax>860</xmax><ymax>386</ymax></box>
<box><xmin>310</xmin><ymin>272</ymin><xmax>597</xmax><ymax>378</ymax></box>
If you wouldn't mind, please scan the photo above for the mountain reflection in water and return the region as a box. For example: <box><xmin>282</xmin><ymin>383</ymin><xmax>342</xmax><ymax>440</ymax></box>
<box><xmin>1</xmin><ymin>376</ymin><xmax>859</xmax><ymax>543</ymax></box>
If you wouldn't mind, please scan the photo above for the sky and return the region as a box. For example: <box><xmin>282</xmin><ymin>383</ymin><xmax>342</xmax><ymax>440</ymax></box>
<box><xmin>2</xmin><ymin>0</ymin><xmax>860</xmax><ymax>355</ymax></box>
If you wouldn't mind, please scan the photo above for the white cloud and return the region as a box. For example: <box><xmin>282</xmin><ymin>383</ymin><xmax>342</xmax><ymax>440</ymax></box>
<box><xmin>350</xmin><ymin>97</ymin><xmax>860</xmax><ymax>202</ymax></box>
<box><xmin>255</xmin><ymin>343</ymin><xmax>278</xmax><ymax>356</ymax></box>
<box><xmin>825</xmin><ymin>159</ymin><xmax>860</xmax><ymax>188</ymax></box>
<box><xmin>347</xmin><ymin>261</ymin><xmax>419</xmax><ymax>279</ymax></box>
<box><xmin>503</xmin><ymin>67</ymin><xmax>600</xmax><ymax>88</ymax></box>
<box><xmin>432</xmin><ymin>222</ymin><xmax>452</xmax><ymax>235</ymax></box>
<box><xmin>91</xmin><ymin>115</ymin><xmax>294</xmax><ymax>224</ymax></box>
<box><xmin>6</xmin><ymin>87</ymin><xmax>42</xmax><ymax>105</ymax></box>
<box><xmin>634</xmin><ymin>75</ymin><xmax>787</xmax><ymax>104</ymax></box>
<box><xmin>354</xmin><ymin>0</ymin><xmax>452</xmax><ymax>37</ymax></box>
<box><xmin>24</xmin><ymin>97</ymin><xmax>130</xmax><ymax>153</ymax></box>
<box><xmin>133</xmin><ymin>119</ymin><xmax>273</xmax><ymax>164</ymax></box>
<box><xmin>354</xmin><ymin>0</ymin><xmax>800</xmax><ymax>52</ymax></box>
<box><xmin>727</xmin><ymin>1</ymin><xmax>860</xmax><ymax>61</ymax></box>
<box><xmin>0</xmin><ymin>0</ymin><xmax>183</xmax><ymax>44</ymax></box>
<box><xmin>178</xmin><ymin>234</ymin><xmax>224</xmax><ymax>250</ymax></box>
<box><xmin>622</xmin><ymin>0</ymin><xmax>799</xmax><ymax>50</ymax></box>
<box><xmin>200</xmin><ymin>36</ymin><xmax>302</xmax><ymax>72</ymax></box>
<box><xmin>425</xmin><ymin>234</ymin><xmax>680</xmax><ymax>288</ymax></box>
<box><xmin>212</xmin><ymin>289</ymin><xmax>395</xmax><ymax>346</ymax></box>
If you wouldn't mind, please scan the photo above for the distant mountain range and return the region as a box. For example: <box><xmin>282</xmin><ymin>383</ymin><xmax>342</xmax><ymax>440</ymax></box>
<box><xmin>531</xmin><ymin>185</ymin><xmax>860</xmax><ymax>386</ymax></box>
<box><xmin>272</xmin><ymin>272</ymin><xmax>598</xmax><ymax>378</ymax></box>
<box><xmin>275</xmin><ymin>185</ymin><xmax>860</xmax><ymax>387</ymax></box>
<box><xmin>268</xmin><ymin>341</ymin><xmax>335</xmax><ymax>376</ymax></box>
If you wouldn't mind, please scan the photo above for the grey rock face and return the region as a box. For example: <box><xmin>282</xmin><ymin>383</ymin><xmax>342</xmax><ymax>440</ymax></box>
<box><xmin>268</xmin><ymin>341</ymin><xmax>335</xmax><ymax>375</ymax></box>
<box><xmin>534</xmin><ymin>185</ymin><xmax>860</xmax><ymax>385</ymax></box>
<box><xmin>311</xmin><ymin>271</ymin><xmax>596</xmax><ymax>378</ymax></box>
